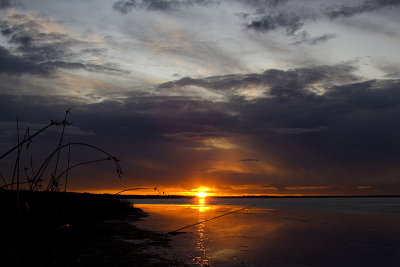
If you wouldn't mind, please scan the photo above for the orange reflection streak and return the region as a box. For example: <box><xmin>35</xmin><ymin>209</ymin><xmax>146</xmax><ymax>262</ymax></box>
<box><xmin>193</xmin><ymin>197</ymin><xmax>210</xmax><ymax>265</ymax></box>
<box><xmin>189</xmin><ymin>197</ymin><xmax>211</xmax><ymax>212</ymax></box>
<box><xmin>198</xmin><ymin>197</ymin><xmax>210</xmax><ymax>212</ymax></box>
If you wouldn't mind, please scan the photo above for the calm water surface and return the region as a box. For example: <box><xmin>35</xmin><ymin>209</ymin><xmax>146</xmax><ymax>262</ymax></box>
<box><xmin>130</xmin><ymin>197</ymin><xmax>400</xmax><ymax>266</ymax></box>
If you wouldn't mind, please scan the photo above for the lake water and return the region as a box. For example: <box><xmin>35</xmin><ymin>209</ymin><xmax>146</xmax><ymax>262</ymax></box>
<box><xmin>129</xmin><ymin>197</ymin><xmax>400</xmax><ymax>266</ymax></box>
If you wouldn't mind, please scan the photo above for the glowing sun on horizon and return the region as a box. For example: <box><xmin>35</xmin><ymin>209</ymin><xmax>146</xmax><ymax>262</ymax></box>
<box><xmin>196</xmin><ymin>191</ymin><xmax>208</xmax><ymax>198</ymax></box>
<box><xmin>194</xmin><ymin>187</ymin><xmax>210</xmax><ymax>198</ymax></box>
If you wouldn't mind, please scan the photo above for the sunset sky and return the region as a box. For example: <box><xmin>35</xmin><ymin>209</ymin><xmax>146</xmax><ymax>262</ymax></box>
<box><xmin>0</xmin><ymin>0</ymin><xmax>399</xmax><ymax>196</ymax></box>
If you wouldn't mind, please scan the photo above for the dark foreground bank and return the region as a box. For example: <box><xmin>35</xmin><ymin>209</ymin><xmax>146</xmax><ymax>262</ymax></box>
<box><xmin>0</xmin><ymin>191</ymin><xmax>183</xmax><ymax>266</ymax></box>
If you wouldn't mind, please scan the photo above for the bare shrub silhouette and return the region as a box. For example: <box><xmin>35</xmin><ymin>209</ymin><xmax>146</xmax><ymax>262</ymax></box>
<box><xmin>0</xmin><ymin>109</ymin><xmax>122</xmax><ymax>192</ymax></box>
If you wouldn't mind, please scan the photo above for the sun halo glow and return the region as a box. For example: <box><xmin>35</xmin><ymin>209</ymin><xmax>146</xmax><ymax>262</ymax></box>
<box><xmin>196</xmin><ymin>191</ymin><xmax>208</xmax><ymax>198</ymax></box>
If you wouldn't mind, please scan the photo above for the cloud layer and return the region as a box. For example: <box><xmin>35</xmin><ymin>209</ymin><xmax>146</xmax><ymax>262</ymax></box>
<box><xmin>1</xmin><ymin>64</ymin><xmax>399</xmax><ymax>195</ymax></box>
<box><xmin>113</xmin><ymin>0</ymin><xmax>213</xmax><ymax>13</ymax></box>
<box><xmin>1</xmin><ymin>0</ymin><xmax>399</xmax><ymax>195</ymax></box>
<box><xmin>0</xmin><ymin>13</ymin><xmax>128</xmax><ymax>77</ymax></box>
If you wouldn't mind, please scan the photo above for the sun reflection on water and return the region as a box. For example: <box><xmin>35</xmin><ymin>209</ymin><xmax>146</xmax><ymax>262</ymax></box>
<box><xmin>198</xmin><ymin>197</ymin><xmax>211</xmax><ymax>212</ymax></box>
<box><xmin>192</xmin><ymin>197</ymin><xmax>211</xmax><ymax>265</ymax></box>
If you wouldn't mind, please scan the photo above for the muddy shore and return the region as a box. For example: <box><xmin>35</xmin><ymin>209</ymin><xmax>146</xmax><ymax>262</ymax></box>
<box><xmin>0</xmin><ymin>191</ymin><xmax>183</xmax><ymax>266</ymax></box>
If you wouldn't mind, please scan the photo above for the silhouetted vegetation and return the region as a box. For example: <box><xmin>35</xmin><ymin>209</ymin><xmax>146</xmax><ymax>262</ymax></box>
<box><xmin>0</xmin><ymin>109</ymin><xmax>122</xmax><ymax>192</ymax></box>
<box><xmin>0</xmin><ymin>112</ymin><xmax>180</xmax><ymax>266</ymax></box>
<box><xmin>0</xmin><ymin>191</ymin><xmax>179</xmax><ymax>266</ymax></box>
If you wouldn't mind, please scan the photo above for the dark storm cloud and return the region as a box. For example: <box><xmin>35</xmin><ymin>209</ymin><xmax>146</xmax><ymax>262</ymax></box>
<box><xmin>243</xmin><ymin>0</ymin><xmax>400</xmax><ymax>41</ymax></box>
<box><xmin>240</xmin><ymin>0</ymin><xmax>288</xmax><ymax>8</ymax></box>
<box><xmin>235</xmin><ymin>78</ymin><xmax>400</xmax><ymax>187</ymax></box>
<box><xmin>239</xmin><ymin>158</ymin><xmax>260</xmax><ymax>162</ymax></box>
<box><xmin>0</xmin><ymin>94</ymin><xmax>228</xmax><ymax>188</ymax></box>
<box><xmin>157</xmin><ymin>66</ymin><xmax>400</xmax><ymax>190</ymax></box>
<box><xmin>0</xmin><ymin>0</ymin><xmax>11</xmax><ymax>9</ymax></box>
<box><xmin>1</xmin><ymin>65</ymin><xmax>400</xmax><ymax>193</ymax></box>
<box><xmin>159</xmin><ymin>64</ymin><xmax>358</xmax><ymax>96</ymax></box>
<box><xmin>45</xmin><ymin>61</ymin><xmax>130</xmax><ymax>74</ymax></box>
<box><xmin>0</xmin><ymin>18</ymin><xmax>79</xmax><ymax>61</ymax></box>
<box><xmin>247</xmin><ymin>13</ymin><xmax>303</xmax><ymax>35</ymax></box>
<box><xmin>0</xmin><ymin>15</ymin><xmax>129</xmax><ymax>76</ymax></box>
<box><xmin>239</xmin><ymin>1</ymin><xmax>312</xmax><ymax>35</ymax></box>
<box><xmin>326</xmin><ymin>0</ymin><xmax>400</xmax><ymax>19</ymax></box>
<box><xmin>164</xmin><ymin>131</ymin><xmax>227</xmax><ymax>140</ymax></box>
<box><xmin>291</xmin><ymin>31</ymin><xmax>336</xmax><ymax>46</ymax></box>
<box><xmin>0</xmin><ymin>46</ymin><xmax>51</xmax><ymax>75</ymax></box>
<box><xmin>271</xmin><ymin>126</ymin><xmax>327</xmax><ymax>134</ymax></box>
<box><xmin>113</xmin><ymin>0</ymin><xmax>213</xmax><ymax>14</ymax></box>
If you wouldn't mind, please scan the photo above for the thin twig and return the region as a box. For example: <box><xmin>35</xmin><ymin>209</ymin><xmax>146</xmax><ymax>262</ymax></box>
<box><xmin>29</xmin><ymin>155</ymin><xmax>35</xmax><ymax>191</ymax></box>
<box><xmin>140</xmin><ymin>207</ymin><xmax>250</xmax><ymax>245</ymax></box>
<box><xmin>56</xmin><ymin>157</ymin><xmax>114</xmax><ymax>184</ymax></box>
<box><xmin>24</xmin><ymin>167</ymin><xmax>31</xmax><ymax>189</ymax></box>
<box><xmin>33</xmin><ymin>142</ymin><xmax>119</xmax><ymax>191</ymax></box>
<box><xmin>0</xmin><ymin>173</ymin><xmax>8</xmax><ymax>190</ymax></box>
<box><xmin>49</xmin><ymin>109</ymin><xmax>70</xmax><ymax>191</ymax></box>
<box><xmin>166</xmin><ymin>207</ymin><xmax>249</xmax><ymax>235</ymax></box>
<box><xmin>11</xmin><ymin>117</ymin><xmax>21</xmax><ymax>190</ymax></box>
<box><xmin>115</xmin><ymin>188</ymin><xmax>153</xmax><ymax>195</ymax></box>
<box><xmin>0</xmin><ymin>121</ymin><xmax>59</xmax><ymax>161</ymax></box>
<box><xmin>64</xmin><ymin>141</ymin><xmax>71</xmax><ymax>192</ymax></box>
<box><xmin>2</xmin><ymin>181</ymin><xmax>30</xmax><ymax>188</ymax></box>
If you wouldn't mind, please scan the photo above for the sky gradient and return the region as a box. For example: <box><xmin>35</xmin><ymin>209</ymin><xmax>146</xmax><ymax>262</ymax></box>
<box><xmin>1</xmin><ymin>0</ymin><xmax>400</xmax><ymax>195</ymax></box>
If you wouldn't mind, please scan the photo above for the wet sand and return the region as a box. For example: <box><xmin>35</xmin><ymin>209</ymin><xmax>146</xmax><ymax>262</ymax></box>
<box><xmin>134</xmin><ymin>201</ymin><xmax>400</xmax><ymax>266</ymax></box>
<box><xmin>0</xmin><ymin>191</ymin><xmax>183</xmax><ymax>266</ymax></box>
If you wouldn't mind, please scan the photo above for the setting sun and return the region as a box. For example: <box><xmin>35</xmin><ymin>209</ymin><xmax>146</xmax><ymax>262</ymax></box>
<box><xmin>196</xmin><ymin>191</ymin><xmax>208</xmax><ymax>198</ymax></box>
<box><xmin>193</xmin><ymin>187</ymin><xmax>211</xmax><ymax>198</ymax></box>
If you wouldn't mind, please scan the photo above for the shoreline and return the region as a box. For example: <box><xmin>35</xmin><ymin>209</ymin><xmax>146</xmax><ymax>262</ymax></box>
<box><xmin>128</xmin><ymin>196</ymin><xmax>400</xmax><ymax>215</ymax></box>
<box><xmin>118</xmin><ymin>194</ymin><xmax>400</xmax><ymax>199</ymax></box>
<box><xmin>3</xmin><ymin>191</ymin><xmax>399</xmax><ymax>266</ymax></box>
<box><xmin>0</xmin><ymin>190</ymin><xmax>184</xmax><ymax>266</ymax></box>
